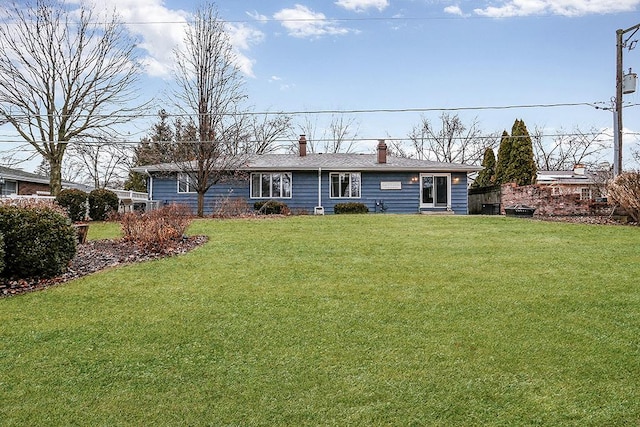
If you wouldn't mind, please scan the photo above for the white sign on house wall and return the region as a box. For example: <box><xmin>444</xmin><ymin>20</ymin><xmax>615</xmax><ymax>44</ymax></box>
<box><xmin>380</xmin><ymin>181</ymin><xmax>402</xmax><ymax>190</ymax></box>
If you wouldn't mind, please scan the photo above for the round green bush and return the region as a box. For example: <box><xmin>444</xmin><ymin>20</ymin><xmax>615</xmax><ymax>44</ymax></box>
<box><xmin>0</xmin><ymin>205</ymin><xmax>77</xmax><ymax>279</ymax></box>
<box><xmin>333</xmin><ymin>202</ymin><xmax>369</xmax><ymax>214</ymax></box>
<box><xmin>89</xmin><ymin>189</ymin><xmax>119</xmax><ymax>221</ymax></box>
<box><xmin>56</xmin><ymin>188</ymin><xmax>88</xmax><ymax>222</ymax></box>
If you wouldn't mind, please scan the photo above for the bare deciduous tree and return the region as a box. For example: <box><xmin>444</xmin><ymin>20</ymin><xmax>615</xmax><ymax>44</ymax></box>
<box><xmin>408</xmin><ymin>113</ymin><xmax>497</xmax><ymax>164</ymax></box>
<box><xmin>326</xmin><ymin>114</ymin><xmax>359</xmax><ymax>153</ymax></box>
<box><xmin>532</xmin><ymin>125</ymin><xmax>609</xmax><ymax>171</ymax></box>
<box><xmin>289</xmin><ymin>114</ymin><xmax>359</xmax><ymax>154</ymax></box>
<box><xmin>67</xmin><ymin>141</ymin><xmax>133</xmax><ymax>189</ymax></box>
<box><xmin>0</xmin><ymin>0</ymin><xmax>146</xmax><ymax>195</ymax></box>
<box><xmin>608</xmin><ymin>171</ymin><xmax>640</xmax><ymax>222</ymax></box>
<box><xmin>172</xmin><ymin>2</ymin><xmax>249</xmax><ymax>216</ymax></box>
<box><xmin>249</xmin><ymin>113</ymin><xmax>292</xmax><ymax>154</ymax></box>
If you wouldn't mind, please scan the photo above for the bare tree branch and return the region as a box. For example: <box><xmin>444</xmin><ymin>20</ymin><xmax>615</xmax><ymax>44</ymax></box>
<box><xmin>171</xmin><ymin>2</ymin><xmax>249</xmax><ymax>216</ymax></box>
<box><xmin>408</xmin><ymin>113</ymin><xmax>497</xmax><ymax>164</ymax></box>
<box><xmin>533</xmin><ymin>125</ymin><xmax>609</xmax><ymax>170</ymax></box>
<box><xmin>0</xmin><ymin>0</ymin><xmax>147</xmax><ymax>195</ymax></box>
<box><xmin>249</xmin><ymin>112</ymin><xmax>292</xmax><ymax>154</ymax></box>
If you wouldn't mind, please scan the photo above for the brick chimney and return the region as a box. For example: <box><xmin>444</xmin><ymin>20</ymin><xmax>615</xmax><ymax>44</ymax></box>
<box><xmin>377</xmin><ymin>139</ymin><xmax>387</xmax><ymax>164</ymax></box>
<box><xmin>299</xmin><ymin>135</ymin><xmax>307</xmax><ymax>157</ymax></box>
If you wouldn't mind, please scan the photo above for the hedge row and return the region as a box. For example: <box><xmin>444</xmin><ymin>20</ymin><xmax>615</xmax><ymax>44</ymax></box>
<box><xmin>334</xmin><ymin>202</ymin><xmax>369</xmax><ymax>214</ymax></box>
<box><xmin>56</xmin><ymin>188</ymin><xmax>119</xmax><ymax>221</ymax></box>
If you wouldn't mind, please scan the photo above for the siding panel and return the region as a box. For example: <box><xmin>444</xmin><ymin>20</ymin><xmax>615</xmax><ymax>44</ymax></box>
<box><xmin>150</xmin><ymin>170</ymin><xmax>470</xmax><ymax>215</ymax></box>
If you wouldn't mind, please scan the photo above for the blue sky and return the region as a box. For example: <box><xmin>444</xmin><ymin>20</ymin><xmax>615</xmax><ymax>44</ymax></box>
<box><xmin>4</xmin><ymin>0</ymin><xmax>640</xmax><ymax>169</ymax></box>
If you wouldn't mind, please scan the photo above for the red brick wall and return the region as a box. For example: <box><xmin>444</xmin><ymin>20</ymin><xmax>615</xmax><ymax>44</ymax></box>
<box><xmin>18</xmin><ymin>181</ymin><xmax>50</xmax><ymax>195</ymax></box>
<box><xmin>500</xmin><ymin>183</ymin><xmax>610</xmax><ymax>216</ymax></box>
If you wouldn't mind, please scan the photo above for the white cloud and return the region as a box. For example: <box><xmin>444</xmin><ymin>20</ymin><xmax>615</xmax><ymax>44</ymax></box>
<box><xmin>474</xmin><ymin>0</ymin><xmax>640</xmax><ymax>17</ymax></box>
<box><xmin>226</xmin><ymin>23</ymin><xmax>265</xmax><ymax>77</ymax></box>
<box><xmin>274</xmin><ymin>4</ymin><xmax>351</xmax><ymax>38</ymax></box>
<box><xmin>247</xmin><ymin>10</ymin><xmax>269</xmax><ymax>23</ymax></box>
<box><xmin>444</xmin><ymin>5</ymin><xmax>464</xmax><ymax>16</ymax></box>
<box><xmin>77</xmin><ymin>1</ymin><xmax>263</xmax><ymax>77</ymax></box>
<box><xmin>77</xmin><ymin>0</ymin><xmax>189</xmax><ymax>77</ymax></box>
<box><xmin>335</xmin><ymin>0</ymin><xmax>389</xmax><ymax>12</ymax></box>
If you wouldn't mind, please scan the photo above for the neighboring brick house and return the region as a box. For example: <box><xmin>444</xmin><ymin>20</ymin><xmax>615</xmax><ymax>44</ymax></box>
<box><xmin>469</xmin><ymin>165</ymin><xmax>610</xmax><ymax>216</ymax></box>
<box><xmin>0</xmin><ymin>166</ymin><xmax>51</xmax><ymax>196</ymax></box>
<box><xmin>0</xmin><ymin>165</ymin><xmax>91</xmax><ymax>196</ymax></box>
<box><xmin>535</xmin><ymin>164</ymin><xmax>604</xmax><ymax>201</ymax></box>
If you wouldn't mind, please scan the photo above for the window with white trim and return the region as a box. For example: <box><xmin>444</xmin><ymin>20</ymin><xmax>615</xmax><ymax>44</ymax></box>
<box><xmin>177</xmin><ymin>173</ymin><xmax>195</xmax><ymax>193</ymax></box>
<box><xmin>330</xmin><ymin>172</ymin><xmax>361</xmax><ymax>198</ymax></box>
<box><xmin>250</xmin><ymin>172</ymin><xmax>292</xmax><ymax>198</ymax></box>
<box><xmin>580</xmin><ymin>187</ymin><xmax>592</xmax><ymax>200</ymax></box>
<box><xmin>0</xmin><ymin>180</ymin><xmax>17</xmax><ymax>196</ymax></box>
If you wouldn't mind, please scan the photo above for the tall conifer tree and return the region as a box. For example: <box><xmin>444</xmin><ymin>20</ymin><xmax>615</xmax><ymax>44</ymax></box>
<box><xmin>494</xmin><ymin>130</ymin><xmax>512</xmax><ymax>184</ymax></box>
<box><xmin>472</xmin><ymin>147</ymin><xmax>496</xmax><ymax>188</ymax></box>
<box><xmin>507</xmin><ymin>119</ymin><xmax>537</xmax><ymax>186</ymax></box>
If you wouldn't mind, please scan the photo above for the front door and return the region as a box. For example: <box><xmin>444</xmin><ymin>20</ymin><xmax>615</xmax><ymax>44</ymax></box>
<box><xmin>421</xmin><ymin>174</ymin><xmax>449</xmax><ymax>208</ymax></box>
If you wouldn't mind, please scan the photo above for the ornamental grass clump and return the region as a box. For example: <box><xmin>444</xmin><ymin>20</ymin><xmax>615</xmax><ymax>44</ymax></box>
<box><xmin>121</xmin><ymin>203</ymin><xmax>192</xmax><ymax>250</ymax></box>
<box><xmin>608</xmin><ymin>171</ymin><xmax>640</xmax><ymax>223</ymax></box>
<box><xmin>0</xmin><ymin>199</ymin><xmax>76</xmax><ymax>279</ymax></box>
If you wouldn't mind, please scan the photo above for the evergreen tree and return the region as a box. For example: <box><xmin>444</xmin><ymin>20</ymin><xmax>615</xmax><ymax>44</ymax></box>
<box><xmin>124</xmin><ymin>110</ymin><xmax>180</xmax><ymax>192</ymax></box>
<box><xmin>506</xmin><ymin>119</ymin><xmax>537</xmax><ymax>186</ymax></box>
<box><xmin>494</xmin><ymin>130</ymin><xmax>512</xmax><ymax>184</ymax></box>
<box><xmin>472</xmin><ymin>147</ymin><xmax>496</xmax><ymax>188</ymax></box>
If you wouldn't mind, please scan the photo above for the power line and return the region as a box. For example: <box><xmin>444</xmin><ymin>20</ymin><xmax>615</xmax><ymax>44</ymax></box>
<box><xmin>0</xmin><ymin>130</ymin><xmax>637</xmax><ymax>146</ymax></box>
<box><xmin>0</xmin><ymin>101</ymin><xmax>615</xmax><ymax>121</ymax></box>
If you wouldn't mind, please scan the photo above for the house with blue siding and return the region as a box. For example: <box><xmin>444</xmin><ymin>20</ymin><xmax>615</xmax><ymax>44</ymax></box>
<box><xmin>134</xmin><ymin>139</ymin><xmax>482</xmax><ymax>215</ymax></box>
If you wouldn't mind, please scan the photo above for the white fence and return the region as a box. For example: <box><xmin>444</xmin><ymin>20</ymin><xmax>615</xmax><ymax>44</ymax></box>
<box><xmin>1</xmin><ymin>189</ymin><xmax>158</xmax><ymax>212</ymax></box>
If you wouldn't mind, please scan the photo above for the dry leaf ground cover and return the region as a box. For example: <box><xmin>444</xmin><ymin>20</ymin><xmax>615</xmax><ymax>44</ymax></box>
<box><xmin>1</xmin><ymin>215</ymin><xmax>639</xmax><ymax>426</ymax></box>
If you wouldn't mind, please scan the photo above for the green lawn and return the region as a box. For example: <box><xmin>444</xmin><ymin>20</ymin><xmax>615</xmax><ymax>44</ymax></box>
<box><xmin>86</xmin><ymin>221</ymin><xmax>122</xmax><ymax>241</ymax></box>
<box><xmin>1</xmin><ymin>215</ymin><xmax>639</xmax><ymax>426</ymax></box>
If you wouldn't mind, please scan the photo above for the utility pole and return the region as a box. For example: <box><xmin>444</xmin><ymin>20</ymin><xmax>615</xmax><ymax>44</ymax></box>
<box><xmin>614</xmin><ymin>23</ymin><xmax>640</xmax><ymax>176</ymax></box>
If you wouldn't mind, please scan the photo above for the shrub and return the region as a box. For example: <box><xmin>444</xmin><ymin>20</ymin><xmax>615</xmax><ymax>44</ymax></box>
<box><xmin>89</xmin><ymin>189</ymin><xmax>119</xmax><ymax>221</ymax></box>
<box><xmin>334</xmin><ymin>202</ymin><xmax>369</xmax><ymax>214</ymax></box>
<box><xmin>213</xmin><ymin>196</ymin><xmax>252</xmax><ymax>218</ymax></box>
<box><xmin>608</xmin><ymin>172</ymin><xmax>640</xmax><ymax>223</ymax></box>
<box><xmin>0</xmin><ymin>232</ymin><xmax>4</xmax><ymax>277</ymax></box>
<box><xmin>0</xmin><ymin>202</ymin><xmax>77</xmax><ymax>279</ymax></box>
<box><xmin>254</xmin><ymin>200</ymin><xmax>290</xmax><ymax>215</ymax></box>
<box><xmin>121</xmin><ymin>203</ymin><xmax>192</xmax><ymax>251</ymax></box>
<box><xmin>56</xmin><ymin>188</ymin><xmax>88</xmax><ymax>222</ymax></box>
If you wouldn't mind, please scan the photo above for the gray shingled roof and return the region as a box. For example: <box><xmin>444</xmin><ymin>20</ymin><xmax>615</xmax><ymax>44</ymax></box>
<box><xmin>135</xmin><ymin>153</ymin><xmax>482</xmax><ymax>173</ymax></box>
<box><xmin>0</xmin><ymin>165</ymin><xmax>50</xmax><ymax>184</ymax></box>
<box><xmin>0</xmin><ymin>165</ymin><xmax>91</xmax><ymax>190</ymax></box>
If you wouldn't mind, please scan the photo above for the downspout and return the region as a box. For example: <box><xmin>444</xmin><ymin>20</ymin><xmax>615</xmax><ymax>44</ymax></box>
<box><xmin>315</xmin><ymin>167</ymin><xmax>324</xmax><ymax>215</ymax></box>
<box><xmin>317</xmin><ymin>167</ymin><xmax>322</xmax><ymax>208</ymax></box>
<box><xmin>144</xmin><ymin>169</ymin><xmax>154</xmax><ymax>211</ymax></box>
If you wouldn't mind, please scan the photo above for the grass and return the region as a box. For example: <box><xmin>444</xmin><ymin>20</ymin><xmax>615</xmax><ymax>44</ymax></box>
<box><xmin>1</xmin><ymin>215</ymin><xmax>639</xmax><ymax>426</ymax></box>
<box><xmin>86</xmin><ymin>221</ymin><xmax>122</xmax><ymax>241</ymax></box>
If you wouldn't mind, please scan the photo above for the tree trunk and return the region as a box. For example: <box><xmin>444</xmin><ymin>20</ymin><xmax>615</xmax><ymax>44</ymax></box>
<box><xmin>197</xmin><ymin>190</ymin><xmax>205</xmax><ymax>217</ymax></box>
<box><xmin>49</xmin><ymin>155</ymin><xmax>64</xmax><ymax>196</ymax></box>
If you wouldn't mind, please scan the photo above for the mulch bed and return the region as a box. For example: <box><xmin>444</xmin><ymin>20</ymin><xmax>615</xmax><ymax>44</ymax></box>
<box><xmin>534</xmin><ymin>215</ymin><xmax>636</xmax><ymax>226</ymax></box>
<box><xmin>0</xmin><ymin>235</ymin><xmax>208</xmax><ymax>298</ymax></box>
